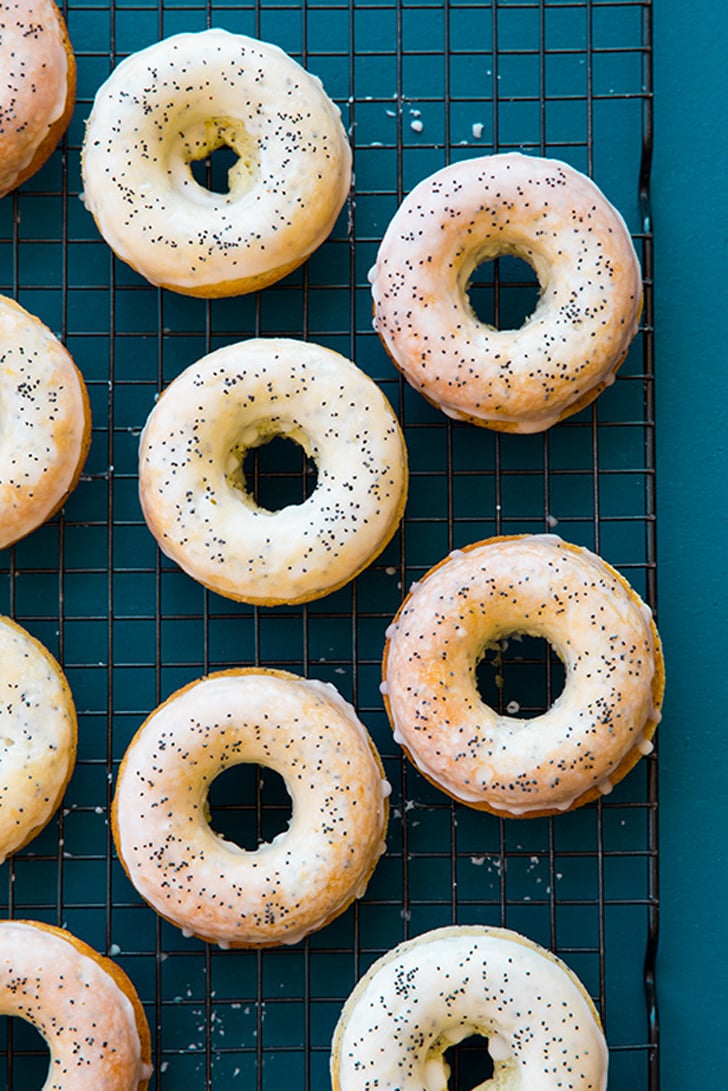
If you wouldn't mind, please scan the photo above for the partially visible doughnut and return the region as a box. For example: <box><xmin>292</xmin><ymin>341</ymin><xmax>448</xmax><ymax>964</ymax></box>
<box><xmin>81</xmin><ymin>29</ymin><xmax>352</xmax><ymax>296</ymax></box>
<box><xmin>0</xmin><ymin>294</ymin><xmax>91</xmax><ymax>549</ymax></box>
<box><xmin>112</xmin><ymin>669</ymin><xmax>391</xmax><ymax>948</ymax></box>
<box><xmin>138</xmin><ymin>338</ymin><xmax>408</xmax><ymax>605</ymax></box>
<box><xmin>382</xmin><ymin>534</ymin><xmax>664</xmax><ymax>817</ymax></box>
<box><xmin>0</xmin><ymin>614</ymin><xmax>77</xmax><ymax>861</ymax></box>
<box><xmin>331</xmin><ymin>924</ymin><xmax>608</xmax><ymax>1090</ymax></box>
<box><xmin>0</xmin><ymin>919</ymin><xmax>152</xmax><ymax>1088</ymax></box>
<box><xmin>0</xmin><ymin>1</ymin><xmax>76</xmax><ymax>197</ymax></box>
<box><xmin>371</xmin><ymin>153</ymin><xmax>642</xmax><ymax>433</ymax></box>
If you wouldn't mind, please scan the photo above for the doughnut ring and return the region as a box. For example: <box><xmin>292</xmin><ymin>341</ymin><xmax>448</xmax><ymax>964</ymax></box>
<box><xmin>0</xmin><ymin>0</ymin><xmax>76</xmax><ymax>198</ymax></box>
<box><xmin>370</xmin><ymin>153</ymin><xmax>642</xmax><ymax>433</ymax></box>
<box><xmin>112</xmin><ymin>669</ymin><xmax>391</xmax><ymax>948</ymax></box>
<box><xmin>81</xmin><ymin>29</ymin><xmax>352</xmax><ymax>297</ymax></box>
<box><xmin>0</xmin><ymin>614</ymin><xmax>77</xmax><ymax>861</ymax></box>
<box><xmin>138</xmin><ymin>338</ymin><xmax>408</xmax><ymax>605</ymax></box>
<box><xmin>381</xmin><ymin>534</ymin><xmax>664</xmax><ymax>817</ymax></box>
<box><xmin>331</xmin><ymin>924</ymin><xmax>608</xmax><ymax>1090</ymax></box>
<box><xmin>0</xmin><ymin>919</ymin><xmax>152</xmax><ymax>1089</ymax></box>
<box><xmin>0</xmin><ymin>294</ymin><xmax>91</xmax><ymax>550</ymax></box>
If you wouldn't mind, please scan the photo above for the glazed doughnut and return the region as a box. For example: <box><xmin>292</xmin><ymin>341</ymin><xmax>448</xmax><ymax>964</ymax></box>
<box><xmin>81</xmin><ymin>29</ymin><xmax>352</xmax><ymax>297</ymax></box>
<box><xmin>370</xmin><ymin>153</ymin><xmax>642</xmax><ymax>433</ymax></box>
<box><xmin>0</xmin><ymin>294</ymin><xmax>91</xmax><ymax>549</ymax></box>
<box><xmin>331</xmin><ymin>924</ymin><xmax>608</xmax><ymax>1090</ymax></box>
<box><xmin>0</xmin><ymin>0</ymin><xmax>76</xmax><ymax>198</ymax></box>
<box><xmin>112</xmin><ymin>669</ymin><xmax>390</xmax><ymax>948</ymax></box>
<box><xmin>0</xmin><ymin>615</ymin><xmax>77</xmax><ymax>861</ymax></box>
<box><xmin>382</xmin><ymin>534</ymin><xmax>664</xmax><ymax>817</ymax></box>
<box><xmin>138</xmin><ymin>338</ymin><xmax>408</xmax><ymax>605</ymax></box>
<box><xmin>0</xmin><ymin>919</ymin><xmax>152</xmax><ymax>1088</ymax></box>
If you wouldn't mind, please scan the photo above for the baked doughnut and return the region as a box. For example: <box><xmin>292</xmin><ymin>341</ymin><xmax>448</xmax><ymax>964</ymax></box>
<box><xmin>138</xmin><ymin>338</ymin><xmax>408</xmax><ymax>605</ymax></box>
<box><xmin>381</xmin><ymin>534</ymin><xmax>664</xmax><ymax>817</ymax></box>
<box><xmin>331</xmin><ymin>924</ymin><xmax>608</xmax><ymax>1090</ymax></box>
<box><xmin>0</xmin><ymin>0</ymin><xmax>76</xmax><ymax>198</ymax></box>
<box><xmin>0</xmin><ymin>614</ymin><xmax>77</xmax><ymax>861</ymax></box>
<box><xmin>112</xmin><ymin>669</ymin><xmax>390</xmax><ymax>948</ymax></box>
<box><xmin>0</xmin><ymin>919</ymin><xmax>152</xmax><ymax>1088</ymax></box>
<box><xmin>370</xmin><ymin>153</ymin><xmax>642</xmax><ymax>433</ymax></box>
<box><xmin>81</xmin><ymin>28</ymin><xmax>352</xmax><ymax>297</ymax></box>
<box><xmin>0</xmin><ymin>294</ymin><xmax>91</xmax><ymax>549</ymax></box>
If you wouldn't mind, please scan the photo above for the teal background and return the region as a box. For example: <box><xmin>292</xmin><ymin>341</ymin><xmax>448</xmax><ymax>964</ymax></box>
<box><xmin>654</xmin><ymin>0</ymin><xmax>727</xmax><ymax>1084</ymax></box>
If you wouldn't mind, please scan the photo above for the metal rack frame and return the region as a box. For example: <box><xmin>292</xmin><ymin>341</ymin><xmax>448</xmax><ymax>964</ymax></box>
<box><xmin>0</xmin><ymin>1</ymin><xmax>656</xmax><ymax>1087</ymax></box>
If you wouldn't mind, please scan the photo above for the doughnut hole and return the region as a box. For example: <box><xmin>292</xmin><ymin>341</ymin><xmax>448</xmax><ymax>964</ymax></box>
<box><xmin>444</xmin><ymin>1033</ymin><xmax>495</xmax><ymax>1088</ymax></box>
<box><xmin>238</xmin><ymin>433</ymin><xmax>318</xmax><ymax>512</ymax></box>
<box><xmin>2</xmin><ymin>1017</ymin><xmax>50</xmax><ymax>1086</ymax></box>
<box><xmin>183</xmin><ymin>116</ymin><xmax>260</xmax><ymax>198</ymax></box>
<box><xmin>207</xmin><ymin>763</ymin><xmax>292</xmax><ymax>851</ymax></box>
<box><xmin>190</xmin><ymin>143</ymin><xmax>240</xmax><ymax>194</ymax></box>
<box><xmin>475</xmin><ymin>634</ymin><xmax>566</xmax><ymax>718</ymax></box>
<box><xmin>466</xmin><ymin>254</ymin><xmax>541</xmax><ymax>331</ymax></box>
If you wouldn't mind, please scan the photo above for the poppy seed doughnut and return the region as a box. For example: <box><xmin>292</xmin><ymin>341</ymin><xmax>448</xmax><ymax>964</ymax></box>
<box><xmin>112</xmin><ymin>669</ymin><xmax>391</xmax><ymax>949</ymax></box>
<box><xmin>0</xmin><ymin>615</ymin><xmax>77</xmax><ymax>861</ymax></box>
<box><xmin>370</xmin><ymin>153</ymin><xmax>642</xmax><ymax>433</ymax></box>
<box><xmin>0</xmin><ymin>920</ymin><xmax>152</xmax><ymax>1089</ymax></box>
<box><xmin>0</xmin><ymin>0</ymin><xmax>76</xmax><ymax>198</ymax></box>
<box><xmin>138</xmin><ymin>338</ymin><xmax>408</xmax><ymax>605</ymax></box>
<box><xmin>0</xmin><ymin>294</ymin><xmax>91</xmax><ymax>549</ymax></box>
<box><xmin>381</xmin><ymin>534</ymin><xmax>664</xmax><ymax>817</ymax></box>
<box><xmin>81</xmin><ymin>29</ymin><xmax>352</xmax><ymax>297</ymax></box>
<box><xmin>331</xmin><ymin>925</ymin><xmax>608</xmax><ymax>1090</ymax></box>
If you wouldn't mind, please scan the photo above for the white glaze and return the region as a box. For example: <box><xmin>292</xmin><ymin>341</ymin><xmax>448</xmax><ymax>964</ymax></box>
<box><xmin>383</xmin><ymin>535</ymin><xmax>663</xmax><ymax>815</ymax></box>
<box><xmin>81</xmin><ymin>29</ymin><xmax>352</xmax><ymax>296</ymax></box>
<box><xmin>0</xmin><ymin>921</ymin><xmax>150</xmax><ymax>1089</ymax></box>
<box><xmin>138</xmin><ymin>338</ymin><xmax>408</xmax><ymax>604</ymax></box>
<box><xmin>0</xmin><ymin>0</ymin><xmax>73</xmax><ymax>196</ymax></box>
<box><xmin>0</xmin><ymin>616</ymin><xmax>76</xmax><ymax>860</ymax></box>
<box><xmin>0</xmin><ymin>295</ymin><xmax>90</xmax><ymax>549</ymax></box>
<box><xmin>372</xmin><ymin>153</ymin><xmax>642</xmax><ymax>433</ymax></box>
<box><xmin>113</xmin><ymin>670</ymin><xmax>389</xmax><ymax>947</ymax></box>
<box><xmin>331</xmin><ymin>925</ymin><xmax>608</xmax><ymax>1090</ymax></box>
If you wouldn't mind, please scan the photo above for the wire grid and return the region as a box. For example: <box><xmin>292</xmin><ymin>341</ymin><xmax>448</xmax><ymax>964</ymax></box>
<box><xmin>0</xmin><ymin>0</ymin><xmax>656</xmax><ymax>1088</ymax></box>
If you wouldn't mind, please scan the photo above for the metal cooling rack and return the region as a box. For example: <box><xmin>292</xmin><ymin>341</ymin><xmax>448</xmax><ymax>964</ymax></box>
<box><xmin>0</xmin><ymin>0</ymin><xmax>656</xmax><ymax>1087</ymax></box>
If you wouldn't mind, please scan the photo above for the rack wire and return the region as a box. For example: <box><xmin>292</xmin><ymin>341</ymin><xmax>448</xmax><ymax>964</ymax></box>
<box><xmin>0</xmin><ymin>0</ymin><xmax>656</xmax><ymax>1087</ymax></box>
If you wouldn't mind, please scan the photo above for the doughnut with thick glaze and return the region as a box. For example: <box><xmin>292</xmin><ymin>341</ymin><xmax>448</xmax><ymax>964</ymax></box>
<box><xmin>382</xmin><ymin>534</ymin><xmax>664</xmax><ymax>817</ymax></box>
<box><xmin>371</xmin><ymin>153</ymin><xmax>642</xmax><ymax>433</ymax></box>
<box><xmin>138</xmin><ymin>338</ymin><xmax>408</xmax><ymax>605</ymax></box>
<box><xmin>0</xmin><ymin>294</ymin><xmax>91</xmax><ymax>549</ymax></box>
<box><xmin>0</xmin><ymin>0</ymin><xmax>76</xmax><ymax>198</ymax></box>
<box><xmin>0</xmin><ymin>919</ymin><xmax>152</xmax><ymax>1088</ymax></box>
<box><xmin>331</xmin><ymin>924</ymin><xmax>608</xmax><ymax>1090</ymax></box>
<box><xmin>81</xmin><ymin>29</ymin><xmax>352</xmax><ymax>297</ymax></box>
<box><xmin>112</xmin><ymin>669</ymin><xmax>390</xmax><ymax>948</ymax></box>
<box><xmin>0</xmin><ymin>615</ymin><xmax>77</xmax><ymax>861</ymax></box>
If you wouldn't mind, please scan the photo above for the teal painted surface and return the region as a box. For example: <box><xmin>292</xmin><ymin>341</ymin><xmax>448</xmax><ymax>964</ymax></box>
<box><xmin>654</xmin><ymin>1</ymin><xmax>728</xmax><ymax>1083</ymax></box>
